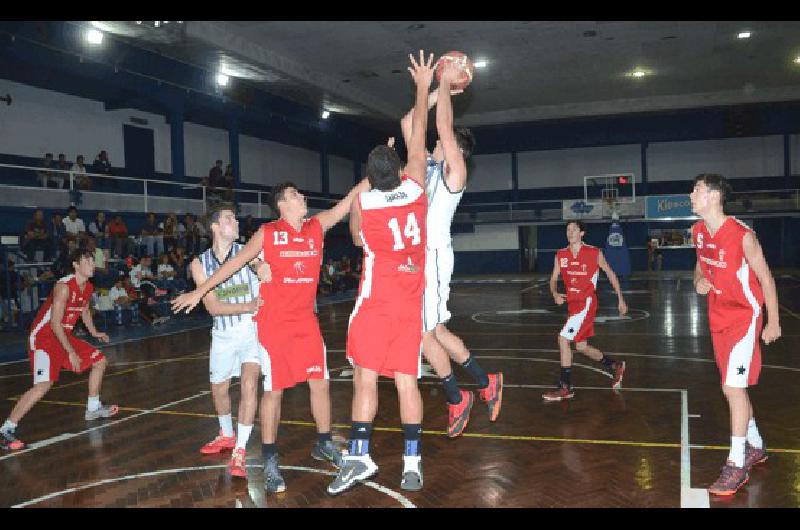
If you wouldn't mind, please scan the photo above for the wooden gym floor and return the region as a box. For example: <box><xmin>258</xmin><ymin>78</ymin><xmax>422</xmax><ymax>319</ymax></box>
<box><xmin>1</xmin><ymin>272</ymin><xmax>799</xmax><ymax>508</ymax></box>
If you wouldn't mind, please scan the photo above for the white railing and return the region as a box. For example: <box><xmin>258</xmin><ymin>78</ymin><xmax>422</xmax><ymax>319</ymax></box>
<box><xmin>0</xmin><ymin>163</ymin><xmax>337</xmax><ymax>217</ymax></box>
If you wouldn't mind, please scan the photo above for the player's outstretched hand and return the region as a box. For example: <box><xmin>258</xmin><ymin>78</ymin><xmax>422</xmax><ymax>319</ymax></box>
<box><xmin>694</xmin><ymin>277</ymin><xmax>720</xmax><ymax>295</ymax></box>
<box><xmin>92</xmin><ymin>332</ymin><xmax>110</xmax><ymax>343</ymax></box>
<box><xmin>172</xmin><ymin>290</ymin><xmax>202</xmax><ymax>314</ymax></box>
<box><xmin>618</xmin><ymin>299</ymin><xmax>628</xmax><ymax>316</ymax></box>
<box><xmin>408</xmin><ymin>49</ymin><xmax>435</xmax><ymax>89</ymax></box>
<box><xmin>553</xmin><ymin>293</ymin><xmax>566</xmax><ymax>305</ymax></box>
<box><xmin>761</xmin><ymin>321</ymin><xmax>781</xmax><ymax>345</ymax></box>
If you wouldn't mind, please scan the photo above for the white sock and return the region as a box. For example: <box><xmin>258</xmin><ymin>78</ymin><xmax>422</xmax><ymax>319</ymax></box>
<box><xmin>87</xmin><ymin>395</ymin><xmax>101</xmax><ymax>412</ymax></box>
<box><xmin>1</xmin><ymin>419</ymin><xmax>16</xmax><ymax>433</ymax></box>
<box><xmin>746</xmin><ymin>418</ymin><xmax>763</xmax><ymax>449</ymax></box>
<box><xmin>728</xmin><ymin>436</ymin><xmax>746</xmax><ymax>468</ymax></box>
<box><xmin>235</xmin><ymin>423</ymin><xmax>253</xmax><ymax>450</ymax></box>
<box><xmin>218</xmin><ymin>414</ymin><xmax>234</xmax><ymax>437</ymax></box>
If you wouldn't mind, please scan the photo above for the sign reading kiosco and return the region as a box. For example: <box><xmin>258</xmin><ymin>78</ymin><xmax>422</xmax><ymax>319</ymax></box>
<box><xmin>646</xmin><ymin>195</ymin><xmax>696</xmax><ymax>219</ymax></box>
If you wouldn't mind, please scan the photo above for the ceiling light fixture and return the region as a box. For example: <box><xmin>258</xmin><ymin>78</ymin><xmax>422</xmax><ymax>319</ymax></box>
<box><xmin>794</xmin><ymin>56</ymin><xmax>800</xmax><ymax>64</ymax></box>
<box><xmin>86</xmin><ymin>28</ymin><xmax>104</xmax><ymax>45</ymax></box>
<box><xmin>632</xmin><ymin>69</ymin><xmax>647</xmax><ymax>78</ymax></box>
<box><xmin>473</xmin><ymin>60</ymin><xmax>488</xmax><ymax>68</ymax></box>
<box><xmin>737</xmin><ymin>31</ymin><xmax>752</xmax><ymax>39</ymax></box>
<box><xmin>321</xmin><ymin>110</ymin><xmax>331</xmax><ymax>120</ymax></box>
<box><xmin>154</xmin><ymin>21</ymin><xmax>161</xmax><ymax>28</ymax></box>
<box><xmin>216</xmin><ymin>73</ymin><xmax>229</xmax><ymax>87</ymax></box>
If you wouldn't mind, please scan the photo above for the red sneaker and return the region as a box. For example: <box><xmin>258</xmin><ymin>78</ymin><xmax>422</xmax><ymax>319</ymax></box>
<box><xmin>478</xmin><ymin>373</ymin><xmax>503</xmax><ymax>422</ymax></box>
<box><xmin>611</xmin><ymin>361</ymin><xmax>626</xmax><ymax>389</ymax></box>
<box><xmin>542</xmin><ymin>383</ymin><xmax>575</xmax><ymax>402</ymax></box>
<box><xmin>1</xmin><ymin>429</ymin><xmax>25</xmax><ymax>451</ymax></box>
<box><xmin>228</xmin><ymin>448</ymin><xmax>247</xmax><ymax>478</ymax></box>
<box><xmin>200</xmin><ymin>430</ymin><xmax>236</xmax><ymax>454</ymax></box>
<box><xmin>447</xmin><ymin>390</ymin><xmax>474</xmax><ymax>438</ymax></box>
<box><xmin>708</xmin><ymin>461</ymin><xmax>749</xmax><ymax>496</ymax></box>
<box><xmin>744</xmin><ymin>442</ymin><xmax>768</xmax><ymax>469</ymax></box>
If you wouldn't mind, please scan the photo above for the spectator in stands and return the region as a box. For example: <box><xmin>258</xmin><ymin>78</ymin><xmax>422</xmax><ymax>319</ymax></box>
<box><xmin>208</xmin><ymin>159</ymin><xmax>224</xmax><ymax>184</ymax></box>
<box><xmin>128</xmin><ymin>256</ymin><xmax>170</xmax><ymax>325</ymax></box>
<box><xmin>160</xmin><ymin>213</ymin><xmax>180</xmax><ymax>253</ymax></box>
<box><xmin>129</xmin><ymin>255</ymin><xmax>156</xmax><ymax>292</ymax></box>
<box><xmin>86</xmin><ymin>236</ymin><xmax>110</xmax><ymax>282</ymax></box>
<box><xmin>73</xmin><ymin>155</ymin><xmax>90</xmax><ymax>190</ymax></box>
<box><xmin>56</xmin><ymin>154</ymin><xmax>69</xmax><ymax>172</ymax></box>
<box><xmin>88</xmin><ymin>211</ymin><xmax>110</xmax><ymax>250</ymax></box>
<box><xmin>183</xmin><ymin>214</ymin><xmax>201</xmax><ymax>255</ymax></box>
<box><xmin>0</xmin><ymin>260</ymin><xmax>26</xmax><ymax>327</ymax></box>
<box><xmin>222</xmin><ymin>164</ymin><xmax>236</xmax><ymax>201</ymax></box>
<box><xmin>37</xmin><ymin>153</ymin><xmax>59</xmax><ymax>189</ymax></box>
<box><xmin>93</xmin><ymin>150</ymin><xmax>112</xmax><ymax>175</ymax></box>
<box><xmin>49</xmin><ymin>213</ymin><xmax>68</xmax><ymax>259</ymax></box>
<box><xmin>204</xmin><ymin>159</ymin><xmax>226</xmax><ymax>205</ymax></box>
<box><xmin>169</xmin><ymin>246</ymin><xmax>190</xmax><ymax>284</ymax></box>
<box><xmin>157</xmin><ymin>253</ymin><xmax>188</xmax><ymax>294</ymax></box>
<box><xmin>240</xmin><ymin>215</ymin><xmax>256</xmax><ymax>243</ymax></box>
<box><xmin>108</xmin><ymin>215</ymin><xmax>135</xmax><ymax>258</ymax></box>
<box><xmin>196</xmin><ymin>214</ymin><xmax>211</xmax><ymax>251</ymax></box>
<box><xmin>139</xmin><ymin>212</ymin><xmax>164</xmax><ymax>257</ymax></box>
<box><xmin>62</xmin><ymin>206</ymin><xmax>87</xmax><ymax>244</ymax></box>
<box><xmin>21</xmin><ymin>210</ymin><xmax>52</xmax><ymax>262</ymax></box>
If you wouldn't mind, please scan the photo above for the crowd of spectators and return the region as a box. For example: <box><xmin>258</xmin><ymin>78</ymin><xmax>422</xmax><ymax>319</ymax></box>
<box><xmin>36</xmin><ymin>150</ymin><xmax>110</xmax><ymax>190</ymax></box>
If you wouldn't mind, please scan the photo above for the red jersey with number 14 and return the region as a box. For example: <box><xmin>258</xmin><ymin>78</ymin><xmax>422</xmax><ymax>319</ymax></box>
<box><xmin>356</xmin><ymin>176</ymin><xmax>427</xmax><ymax>306</ymax></box>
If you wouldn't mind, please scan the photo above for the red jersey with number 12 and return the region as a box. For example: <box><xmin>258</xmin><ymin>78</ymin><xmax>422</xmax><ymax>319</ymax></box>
<box><xmin>257</xmin><ymin>217</ymin><xmax>322</xmax><ymax>322</ymax></box>
<box><xmin>356</xmin><ymin>176</ymin><xmax>427</xmax><ymax>306</ymax></box>
<box><xmin>556</xmin><ymin>244</ymin><xmax>600</xmax><ymax>304</ymax></box>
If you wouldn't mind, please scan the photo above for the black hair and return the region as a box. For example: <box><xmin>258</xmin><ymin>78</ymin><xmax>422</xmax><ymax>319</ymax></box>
<box><xmin>209</xmin><ymin>203</ymin><xmax>236</xmax><ymax>225</ymax></box>
<box><xmin>566</xmin><ymin>220</ymin><xmax>587</xmax><ymax>234</ymax></box>
<box><xmin>454</xmin><ymin>127</ymin><xmax>476</xmax><ymax>160</ymax></box>
<box><xmin>67</xmin><ymin>205</ymin><xmax>77</xmax><ymax>213</ymax></box>
<box><xmin>694</xmin><ymin>173</ymin><xmax>732</xmax><ymax>205</ymax></box>
<box><xmin>366</xmin><ymin>144</ymin><xmax>402</xmax><ymax>191</ymax></box>
<box><xmin>270</xmin><ymin>182</ymin><xmax>299</xmax><ymax>215</ymax></box>
<box><xmin>70</xmin><ymin>247</ymin><xmax>94</xmax><ymax>272</ymax></box>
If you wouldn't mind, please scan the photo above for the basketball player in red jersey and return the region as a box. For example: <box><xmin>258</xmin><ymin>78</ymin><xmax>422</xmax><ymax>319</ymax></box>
<box><xmin>173</xmin><ymin>183</ymin><xmax>370</xmax><ymax>493</ymax></box>
<box><xmin>327</xmin><ymin>50</ymin><xmax>434</xmax><ymax>495</ymax></box>
<box><xmin>690</xmin><ymin>173</ymin><xmax>780</xmax><ymax>496</ymax></box>
<box><xmin>1</xmin><ymin>248</ymin><xmax>119</xmax><ymax>451</ymax></box>
<box><xmin>542</xmin><ymin>220</ymin><xmax>628</xmax><ymax>401</ymax></box>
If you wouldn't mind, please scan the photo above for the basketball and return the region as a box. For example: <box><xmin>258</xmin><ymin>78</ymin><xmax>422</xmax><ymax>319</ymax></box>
<box><xmin>435</xmin><ymin>51</ymin><xmax>475</xmax><ymax>92</ymax></box>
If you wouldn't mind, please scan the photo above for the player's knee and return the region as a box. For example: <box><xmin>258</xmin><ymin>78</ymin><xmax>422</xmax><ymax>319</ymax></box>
<box><xmin>309</xmin><ymin>378</ymin><xmax>329</xmax><ymax>394</ymax></box>
<box><xmin>394</xmin><ymin>374</ymin><xmax>418</xmax><ymax>393</ymax></box>
<box><xmin>575</xmin><ymin>342</ymin><xmax>588</xmax><ymax>352</ymax></box>
<box><xmin>722</xmin><ymin>384</ymin><xmax>747</xmax><ymax>399</ymax></box>
<box><xmin>34</xmin><ymin>381</ymin><xmax>53</xmax><ymax>394</ymax></box>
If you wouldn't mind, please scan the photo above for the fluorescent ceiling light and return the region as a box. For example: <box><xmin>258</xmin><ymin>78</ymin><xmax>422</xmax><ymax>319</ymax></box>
<box><xmin>86</xmin><ymin>28</ymin><xmax>104</xmax><ymax>45</ymax></box>
<box><xmin>216</xmin><ymin>73</ymin><xmax>229</xmax><ymax>87</ymax></box>
<box><xmin>737</xmin><ymin>31</ymin><xmax>751</xmax><ymax>39</ymax></box>
<box><xmin>321</xmin><ymin>110</ymin><xmax>331</xmax><ymax>119</ymax></box>
<box><xmin>473</xmin><ymin>60</ymin><xmax>488</xmax><ymax>68</ymax></box>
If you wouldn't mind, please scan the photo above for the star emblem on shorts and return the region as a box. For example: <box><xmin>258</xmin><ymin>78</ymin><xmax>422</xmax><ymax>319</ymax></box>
<box><xmin>568</xmin><ymin>328</ymin><xmax>574</xmax><ymax>334</ymax></box>
<box><xmin>737</xmin><ymin>365</ymin><xmax>746</xmax><ymax>375</ymax></box>
<box><xmin>37</xmin><ymin>369</ymin><xmax>43</xmax><ymax>376</ymax></box>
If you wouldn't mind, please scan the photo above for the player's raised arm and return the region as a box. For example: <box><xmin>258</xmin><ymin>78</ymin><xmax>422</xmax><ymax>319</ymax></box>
<box><xmin>598</xmin><ymin>250</ymin><xmax>628</xmax><ymax>316</ymax></box>
<box><xmin>315</xmin><ymin>178</ymin><xmax>371</xmax><ymax>233</ymax></box>
<box><xmin>404</xmin><ymin>50</ymin><xmax>435</xmax><ymax>188</ymax></box>
<box><xmin>172</xmin><ymin>228</ymin><xmax>264</xmax><ymax>314</ymax></box>
<box><xmin>742</xmin><ymin>231</ymin><xmax>781</xmax><ymax>344</ymax></box>
<box><xmin>349</xmin><ymin>197</ymin><xmax>363</xmax><ymax>247</ymax></box>
<box><xmin>400</xmin><ymin>88</ymin><xmax>439</xmax><ymax>157</ymax></box>
<box><xmin>436</xmin><ymin>64</ymin><xmax>467</xmax><ymax>192</ymax></box>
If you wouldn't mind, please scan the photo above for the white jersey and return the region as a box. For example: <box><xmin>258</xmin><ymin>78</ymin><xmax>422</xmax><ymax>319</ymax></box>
<box><xmin>198</xmin><ymin>243</ymin><xmax>261</xmax><ymax>332</ymax></box>
<box><xmin>425</xmin><ymin>156</ymin><xmax>464</xmax><ymax>248</ymax></box>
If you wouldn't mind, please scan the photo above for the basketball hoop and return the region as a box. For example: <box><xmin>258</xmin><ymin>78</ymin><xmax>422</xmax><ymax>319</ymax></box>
<box><xmin>604</xmin><ymin>197</ymin><xmax>620</xmax><ymax>220</ymax></box>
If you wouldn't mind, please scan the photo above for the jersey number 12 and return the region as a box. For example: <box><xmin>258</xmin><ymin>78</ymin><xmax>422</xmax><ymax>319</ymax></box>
<box><xmin>388</xmin><ymin>212</ymin><xmax>421</xmax><ymax>251</ymax></box>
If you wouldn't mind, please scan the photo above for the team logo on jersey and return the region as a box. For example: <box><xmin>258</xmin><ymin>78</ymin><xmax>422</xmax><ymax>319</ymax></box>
<box><xmin>71</xmin><ymin>292</ymin><xmax>77</xmax><ymax>303</ymax></box>
<box><xmin>397</xmin><ymin>257</ymin><xmax>419</xmax><ymax>273</ymax></box>
<box><xmin>309</xmin><ymin>238</ymin><xmax>315</xmax><ymax>251</ymax></box>
<box><xmin>560</xmin><ymin>258</ymin><xmax>569</xmax><ymax>268</ymax></box>
<box><xmin>718</xmin><ymin>249</ymin><xmax>726</xmax><ymax>262</ymax></box>
<box><xmin>696</xmin><ymin>233</ymin><xmax>704</xmax><ymax>249</ymax></box>
<box><xmin>582</xmin><ymin>263</ymin><xmax>587</xmax><ymax>272</ymax></box>
<box><xmin>306</xmin><ymin>365</ymin><xmax>322</xmax><ymax>374</ymax></box>
<box><xmin>293</xmin><ymin>261</ymin><xmax>306</xmax><ymax>275</ymax></box>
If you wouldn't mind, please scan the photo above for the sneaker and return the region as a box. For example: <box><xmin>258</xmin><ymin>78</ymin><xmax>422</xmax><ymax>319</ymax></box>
<box><xmin>400</xmin><ymin>455</ymin><xmax>423</xmax><ymax>491</ymax></box>
<box><xmin>263</xmin><ymin>453</ymin><xmax>286</xmax><ymax>493</ymax></box>
<box><xmin>708</xmin><ymin>461</ymin><xmax>749</xmax><ymax>496</ymax></box>
<box><xmin>200</xmin><ymin>430</ymin><xmax>236</xmax><ymax>454</ymax></box>
<box><xmin>478</xmin><ymin>372</ymin><xmax>503</xmax><ymax>422</ymax></box>
<box><xmin>611</xmin><ymin>361</ymin><xmax>626</xmax><ymax>389</ymax></box>
<box><xmin>542</xmin><ymin>383</ymin><xmax>575</xmax><ymax>402</ymax></box>
<box><xmin>447</xmin><ymin>390</ymin><xmax>474</xmax><ymax>438</ymax></box>
<box><xmin>85</xmin><ymin>404</ymin><xmax>120</xmax><ymax>421</ymax></box>
<box><xmin>228</xmin><ymin>448</ymin><xmax>247</xmax><ymax>478</ymax></box>
<box><xmin>744</xmin><ymin>442</ymin><xmax>768</xmax><ymax>469</ymax></box>
<box><xmin>327</xmin><ymin>452</ymin><xmax>378</xmax><ymax>496</ymax></box>
<box><xmin>311</xmin><ymin>439</ymin><xmax>343</xmax><ymax>468</ymax></box>
<box><xmin>0</xmin><ymin>429</ymin><xmax>25</xmax><ymax>451</ymax></box>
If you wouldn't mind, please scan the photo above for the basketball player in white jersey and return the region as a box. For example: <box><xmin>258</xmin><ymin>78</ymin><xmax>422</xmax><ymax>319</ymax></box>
<box><xmin>193</xmin><ymin>204</ymin><xmax>267</xmax><ymax>478</ymax></box>
<box><xmin>399</xmin><ymin>62</ymin><xmax>503</xmax><ymax>437</ymax></box>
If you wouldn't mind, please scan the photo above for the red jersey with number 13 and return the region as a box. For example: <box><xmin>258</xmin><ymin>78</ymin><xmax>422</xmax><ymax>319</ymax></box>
<box><xmin>357</xmin><ymin>176</ymin><xmax>427</xmax><ymax>306</ymax></box>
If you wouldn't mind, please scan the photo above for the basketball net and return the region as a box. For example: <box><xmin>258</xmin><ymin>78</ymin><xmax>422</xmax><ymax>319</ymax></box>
<box><xmin>605</xmin><ymin>197</ymin><xmax>620</xmax><ymax>220</ymax></box>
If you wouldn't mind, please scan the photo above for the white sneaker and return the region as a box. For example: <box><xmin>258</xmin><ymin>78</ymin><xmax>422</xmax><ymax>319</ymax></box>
<box><xmin>327</xmin><ymin>452</ymin><xmax>378</xmax><ymax>495</ymax></box>
<box><xmin>400</xmin><ymin>455</ymin><xmax>423</xmax><ymax>491</ymax></box>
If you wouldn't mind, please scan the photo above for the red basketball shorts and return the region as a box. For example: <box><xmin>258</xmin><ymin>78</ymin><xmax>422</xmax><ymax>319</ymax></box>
<box><xmin>712</xmin><ymin>312</ymin><xmax>763</xmax><ymax>388</ymax></box>
<box><xmin>347</xmin><ymin>302</ymin><xmax>423</xmax><ymax>379</ymax></box>
<box><xmin>559</xmin><ymin>295</ymin><xmax>597</xmax><ymax>344</ymax></box>
<box><xmin>29</xmin><ymin>333</ymin><xmax>105</xmax><ymax>384</ymax></box>
<box><xmin>258</xmin><ymin>317</ymin><xmax>328</xmax><ymax>392</ymax></box>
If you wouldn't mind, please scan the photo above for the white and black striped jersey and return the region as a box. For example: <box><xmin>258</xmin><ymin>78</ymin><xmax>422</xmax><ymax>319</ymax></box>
<box><xmin>198</xmin><ymin>243</ymin><xmax>261</xmax><ymax>332</ymax></box>
<box><xmin>425</xmin><ymin>156</ymin><xmax>464</xmax><ymax>248</ymax></box>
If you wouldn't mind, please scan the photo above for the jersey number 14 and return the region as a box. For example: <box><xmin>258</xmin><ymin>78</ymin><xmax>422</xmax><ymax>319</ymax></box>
<box><xmin>388</xmin><ymin>212</ymin><xmax>421</xmax><ymax>251</ymax></box>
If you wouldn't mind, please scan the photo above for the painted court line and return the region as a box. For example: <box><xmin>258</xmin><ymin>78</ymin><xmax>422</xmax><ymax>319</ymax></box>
<box><xmin>11</xmin><ymin>464</ymin><xmax>416</xmax><ymax>508</ymax></box>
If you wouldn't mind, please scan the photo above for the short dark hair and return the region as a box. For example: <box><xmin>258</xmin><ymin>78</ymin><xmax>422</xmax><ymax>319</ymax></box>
<box><xmin>366</xmin><ymin>144</ymin><xmax>402</xmax><ymax>191</ymax></box>
<box><xmin>694</xmin><ymin>173</ymin><xmax>732</xmax><ymax>205</ymax></box>
<box><xmin>67</xmin><ymin>205</ymin><xmax>77</xmax><ymax>213</ymax></box>
<box><xmin>70</xmin><ymin>247</ymin><xmax>94</xmax><ymax>271</ymax></box>
<box><xmin>567</xmin><ymin>220</ymin><xmax>587</xmax><ymax>233</ymax></box>
<box><xmin>209</xmin><ymin>203</ymin><xmax>236</xmax><ymax>225</ymax></box>
<box><xmin>270</xmin><ymin>182</ymin><xmax>298</xmax><ymax>215</ymax></box>
<box><xmin>454</xmin><ymin>128</ymin><xmax>476</xmax><ymax>160</ymax></box>
<box><xmin>216</xmin><ymin>159</ymin><xmax>223</xmax><ymax>165</ymax></box>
